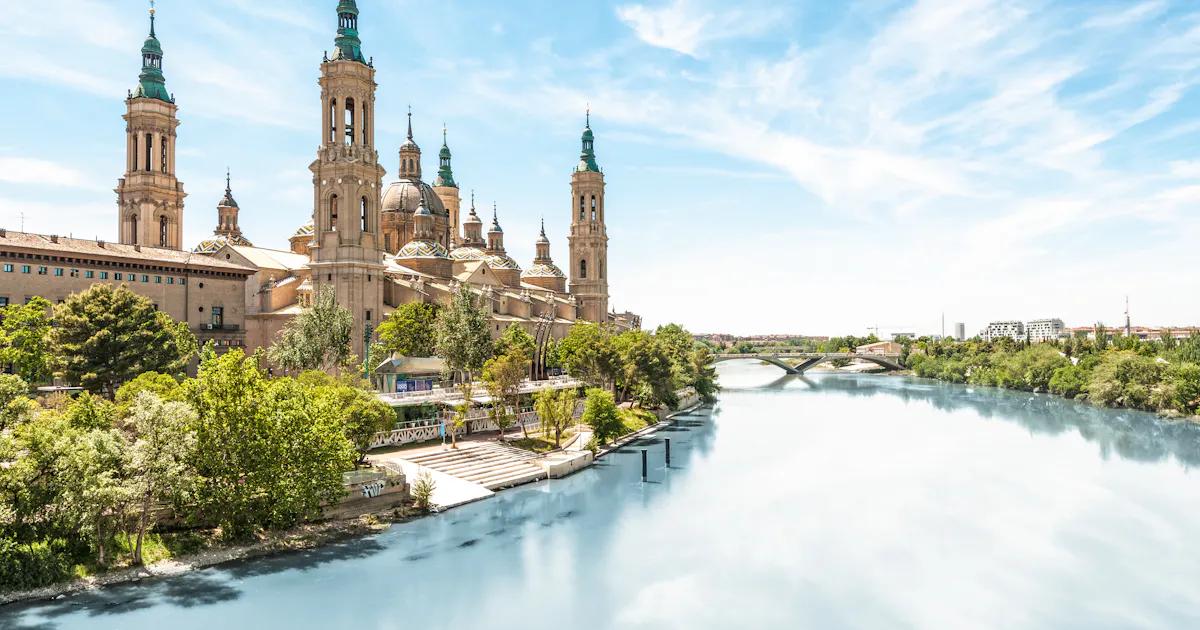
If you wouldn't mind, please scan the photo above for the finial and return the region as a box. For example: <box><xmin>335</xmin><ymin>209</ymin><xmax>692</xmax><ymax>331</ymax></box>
<box><xmin>586</xmin><ymin>103</ymin><xmax>590</xmax><ymax>128</ymax></box>
<box><xmin>540</xmin><ymin>216</ymin><xmax>546</xmax><ymax>236</ymax></box>
<box><xmin>442</xmin><ymin>123</ymin><xmax>447</xmax><ymax>146</ymax></box>
<box><xmin>406</xmin><ymin>106</ymin><xmax>413</xmax><ymax>140</ymax></box>
<box><xmin>470</xmin><ymin>189</ymin><xmax>475</xmax><ymax>210</ymax></box>
<box><xmin>492</xmin><ymin>202</ymin><xmax>497</xmax><ymax>222</ymax></box>
<box><xmin>225</xmin><ymin>167</ymin><xmax>231</xmax><ymax>193</ymax></box>
<box><xmin>149</xmin><ymin>0</ymin><xmax>156</xmax><ymax>36</ymax></box>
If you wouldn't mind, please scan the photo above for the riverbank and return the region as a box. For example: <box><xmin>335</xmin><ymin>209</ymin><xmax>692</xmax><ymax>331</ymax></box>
<box><xmin>1</xmin><ymin>399</ymin><xmax>704</xmax><ymax>607</ymax></box>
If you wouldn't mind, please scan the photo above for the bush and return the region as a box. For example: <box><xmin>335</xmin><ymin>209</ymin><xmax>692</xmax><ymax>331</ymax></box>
<box><xmin>1151</xmin><ymin>362</ymin><xmax>1200</xmax><ymax>415</ymax></box>
<box><xmin>581</xmin><ymin>388</ymin><xmax>622</xmax><ymax>445</ymax></box>
<box><xmin>1049</xmin><ymin>364</ymin><xmax>1089</xmax><ymax>399</ymax></box>
<box><xmin>411</xmin><ymin>472</ymin><xmax>436</xmax><ymax>512</ymax></box>
<box><xmin>1088</xmin><ymin>351</ymin><xmax>1165</xmax><ymax>411</ymax></box>
<box><xmin>0</xmin><ymin>539</ymin><xmax>72</xmax><ymax>591</ymax></box>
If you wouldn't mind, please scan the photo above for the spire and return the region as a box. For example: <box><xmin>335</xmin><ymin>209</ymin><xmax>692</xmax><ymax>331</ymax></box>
<box><xmin>133</xmin><ymin>1</ymin><xmax>171</xmax><ymax>103</ymax></box>
<box><xmin>577</xmin><ymin>108</ymin><xmax>600</xmax><ymax>173</ymax></box>
<box><xmin>332</xmin><ymin>0</ymin><xmax>365</xmax><ymax>64</ymax></box>
<box><xmin>407</xmin><ymin>106</ymin><xmax>413</xmax><ymax>141</ymax></box>
<box><xmin>219</xmin><ymin>168</ymin><xmax>238</xmax><ymax>208</ymax></box>
<box><xmin>435</xmin><ymin>123</ymin><xmax>456</xmax><ymax>187</ymax></box>
<box><xmin>399</xmin><ymin>106</ymin><xmax>421</xmax><ymax>178</ymax></box>
<box><xmin>490</xmin><ymin>203</ymin><xmax>502</xmax><ymax>233</ymax></box>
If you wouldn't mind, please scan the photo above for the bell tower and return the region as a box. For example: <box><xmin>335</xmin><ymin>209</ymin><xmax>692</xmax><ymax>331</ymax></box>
<box><xmin>116</xmin><ymin>1</ymin><xmax>185</xmax><ymax>250</ymax></box>
<box><xmin>568</xmin><ymin>110</ymin><xmax>609</xmax><ymax>322</ymax></box>
<box><xmin>308</xmin><ymin>0</ymin><xmax>386</xmax><ymax>361</ymax></box>
<box><xmin>432</xmin><ymin>125</ymin><xmax>461</xmax><ymax>246</ymax></box>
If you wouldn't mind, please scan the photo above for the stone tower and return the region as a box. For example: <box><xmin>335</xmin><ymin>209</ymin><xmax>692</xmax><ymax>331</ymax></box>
<box><xmin>432</xmin><ymin>126</ymin><xmax>461</xmax><ymax>246</ymax></box>
<box><xmin>116</xmin><ymin>3</ymin><xmax>185</xmax><ymax>249</ymax></box>
<box><xmin>308</xmin><ymin>0</ymin><xmax>386</xmax><ymax>360</ymax></box>
<box><xmin>214</xmin><ymin>170</ymin><xmax>247</xmax><ymax>243</ymax></box>
<box><xmin>567</xmin><ymin>111</ymin><xmax>609</xmax><ymax>322</ymax></box>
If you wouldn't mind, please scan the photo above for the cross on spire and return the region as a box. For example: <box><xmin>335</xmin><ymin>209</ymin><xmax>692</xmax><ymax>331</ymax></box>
<box><xmin>406</xmin><ymin>105</ymin><xmax>413</xmax><ymax>140</ymax></box>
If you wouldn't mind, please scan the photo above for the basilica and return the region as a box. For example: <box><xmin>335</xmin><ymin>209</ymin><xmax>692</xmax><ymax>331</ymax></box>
<box><xmin>0</xmin><ymin>1</ymin><xmax>638</xmax><ymax>363</ymax></box>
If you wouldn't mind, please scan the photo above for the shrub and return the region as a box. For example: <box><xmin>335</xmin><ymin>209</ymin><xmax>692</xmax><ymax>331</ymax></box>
<box><xmin>581</xmin><ymin>388</ymin><xmax>622</xmax><ymax>445</ymax></box>
<box><xmin>411</xmin><ymin>472</ymin><xmax>436</xmax><ymax>512</ymax></box>
<box><xmin>1088</xmin><ymin>351</ymin><xmax>1165</xmax><ymax>411</ymax></box>
<box><xmin>0</xmin><ymin>539</ymin><xmax>72</xmax><ymax>591</ymax></box>
<box><xmin>1049</xmin><ymin>364</ymin><xmax>1089</xmax><ymax>399</ymax></box>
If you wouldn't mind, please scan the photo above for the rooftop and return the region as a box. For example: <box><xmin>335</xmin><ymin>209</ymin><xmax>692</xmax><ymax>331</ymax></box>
<box><xmin>0</xmin><ymin>230</ymin><xmax>253</xmax><ymax>274</ymax></box>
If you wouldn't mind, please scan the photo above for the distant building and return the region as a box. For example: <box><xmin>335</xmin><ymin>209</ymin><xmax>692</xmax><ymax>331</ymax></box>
<box><xmin>1026</xmin><ymin>318</ymin><xmax>1065</xmax><ymax>343</ymax></box>
<box><xmin>856</xmin><ymin>340</ymin><xmax>903</xmax><ymax>355</ymax></box>
<box><xmin>954</xmin><ymin>322</ymin><xmax>966</xmax><ymax>341</ymax></box>
<box><xmin>891</xmin><ymin>332</ymin><xmax>916</xmax><ymax>341</ymax></box>
<box><xmin>982</xmin><ymin>321</ymin><xmax>1024</xmax><ymax>342</ymax></box>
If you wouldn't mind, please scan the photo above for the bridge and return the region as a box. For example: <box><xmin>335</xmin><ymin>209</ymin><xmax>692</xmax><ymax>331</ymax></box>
<box><xmin>712</xmin><ymin>352</ymin><xmax>904</xmax><ymax>374</ymax></box>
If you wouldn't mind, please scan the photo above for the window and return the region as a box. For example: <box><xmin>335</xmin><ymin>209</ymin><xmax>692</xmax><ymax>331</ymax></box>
<box><xmin>130</xmin><ymin>215</ymin><xmax>138</xmax><ymax>244</ymax></box>
<box><xmin>361</xmin><ymin>196</ymin><xmax>369</xmax><ymax>232</ymax></box>
<box><xmin>211</xmin><ymin>306</ymin><xmax>224</xmax><ymax>328</ymax></box>
<box><xmin>115</xmin><ymin>273</ymin><xmax>123</xmax><ymax>281</ymax></box>
<box><xmin>159</xmin><ymin>216</ymin><xmax>168</xmax><ymax>247</ymax></box>
<box><xmin>329</xmin><ymin>97</ymin><xmax>337</xmax><ymax>144</ymax></box>
<box><xmin>141</xmin><ymin>275</ymin><xmax>149</xmax><ymax>283</ymax></box>
<box><xmin>37</xmin><ymin>266</ymin><xmax>47</xmax><ymax>275</ymax></box>
<box><xmin>384</xmin><ymin>234</ymin><xmax>392</xmax><ymax>251</ymax></box>
<box><xmin>362</xmin><ymin>101</ymin><xmax>369</xmax><ymax>145</ymax></box>
<box><xmin>21</xmin><ymin>265</ymin><xmax>30</xmax><ymax>274</ymax></box>
<box><xmin>0</xmin><ymin>297</ymin><xmax>8</xmax><ymax>307</ymax></box>
<box><xmin>53</xmin><ymin>268</ymin><xmax>63</xmax><ymax>277</ymax></box>
<box><xmin>366</xmin><ymin>309</ymin><xmax>372</xmax><ymax>322</ymax></box>
<box><xmin>155</xmin><ymin>276</ymin><xmax>162</xmax><ymax>284</ymax></box>
<box><xmin>591</xmin><ymin>195</ymin><xmax>597</xmax><ymax>221</ymax></box>
<box><xmin>329</xmin><ymin>195</ymin><xmax>339</xmax><ymax>231</ymax></box>
<box><xmin>579</xmin><ymin>195</ymin><xmax>585</xmax><ymax>220</ymax></box>
<box><xmin>600</xmin><ymin>261</ymin><xmax>605</xmax><ymax>279</ymax></box>
<box><xmin>579</xmin><ymin>259</ymin><xmax>587</xmax><ymax>278</ymax></box>
<box><xmin>180</xmin><ymin>278</ymin><xmax>186</xmax><ymax>285</ymax></box>
<box><xmin>167</xmin><ymin>277</ymin><xmax>175</xmax><ymax>285</ymax></box>
<box><xmin>100</xmin><ymin>271</ymin><xmax>108</xmax><ymax>280</ymax></box>
<box><xmin>161</xmin><ymin>137</ymin><xmax>168</xmax><ymax>174</ymax></box>
<box><xmin>69</xmin><ymin>269</ymin><xmax>79</xmax><ymax>277</ymax></box>
<box><xmin>144</xmin><ymin>134</ymin><xmax>152</xmax><ymax>171</ymax></box>
<box><xmin>2</xmin><ymin>264</ymin><xmax>11</xmax><ymax>273</ymax></box>
<box><xmin>344</xmin><ymin>97</ymin><xmax>356</xmax><ymax>145</ymax></box>
<box><xmin>85</xmin><ymin>270</ymin><xmax>94</xmax><ymax>279</ymax></box>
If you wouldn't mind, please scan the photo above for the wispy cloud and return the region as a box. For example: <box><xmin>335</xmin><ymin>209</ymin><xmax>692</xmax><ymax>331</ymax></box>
<box><xmin>615</xmin><ymin>0</ymin><xmax>785</xmax><ymax>56</ymax></box>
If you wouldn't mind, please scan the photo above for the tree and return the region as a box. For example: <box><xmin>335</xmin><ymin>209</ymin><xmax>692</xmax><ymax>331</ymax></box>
<box><xmin>558</xmin><ymin>322</ymin><xmax>620</xmax><ymax>390</ymax></box>
<box><xmin>64</xmin><ymin>392</ymin><xmax>117</xmax><ymax>431</ymax></box>
<box><xmin>689</xmin><ymin>347</ymin><xmax>719</xmax><ymax>404</ymax></box>
<box><xmin>115</xmin><ymin>371</ymin><xmax>183</xmax><ymax>414</ymax></box>
<box><xmin>494</xmin><ymin>323</ymin><xmax>535</xmax><ymax>359</ymax></box>
<box><xmin>322</xmin><ymin>385</ymin><xmax>395</xmax><ymax>463</ymax></box>
<box><xmin>0</xmin><ymin>296</ymin><xmax>53</xmax><ymax>384</ymax></box>
<box><xmin>435</xmin><ymin>287</ymin><xmax>493</xmax><ymax>448</ymax></box>
<box><xmin>534</xmin><ymin>388</ymin><xmax>577</xmax><ymax>449</ymax></box>
<box><xmin>0</xmin><ymin>374</ymin><xmax>32</xmax><ymax>430</ymax></box>
<box><xmin>267</xmin><ymin>286</ymin><xmax>354</xmax><ymax>374</ymax></box>
<box><xmin>581</xmin><ymin>388</ymin><xmax>621</xmax><ymax>445</ymax></box>
<box><xmin>186</xmin><ymin>349</ymin><xmax>355</xmax><ymax>538</ymax></box>
<box><xmin>376</xmin><ymin>302</ymin><xmax>441</xmax><ymax>358</ymax></box>
<box><xmin>126</xmin><ymin>391</ymin><xmax>196</xmax><ymax>564</ymax></box>
<box><xmin>57</xmin><ymin>427</ymin><xmax>131</xmax><ymax>566</ymax></box>
<box><xmin>51</xmin><ymin>285</ymin><xmax>196</xmax><ymax>396</ymax></box>
<box><xmin>483</xmin><ymin>347</ymin><xmax>529</xmax><ymax>440</ymax></box>
<box><xmin>613</xmin><ymin>330</ymin><xmax>676</xmax><ymax>408</ymax></box>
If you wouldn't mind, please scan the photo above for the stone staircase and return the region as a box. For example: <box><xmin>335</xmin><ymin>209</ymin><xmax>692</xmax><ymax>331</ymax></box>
<box><xmin>404</xmin><ymin>442</ymin><xmax>546</xmax><ymax>490</ymax></box>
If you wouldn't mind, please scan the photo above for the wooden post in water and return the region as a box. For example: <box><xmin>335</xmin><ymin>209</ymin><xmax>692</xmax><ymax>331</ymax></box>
<box><xmin>665</xmin><ymin>438</ymin><xmax>671</xmax><ymax>467</ymax></box>
<box><xmin>641</xmin><ymin>449</ymin><xmax>647</xmax><ymax>482</ymax></box>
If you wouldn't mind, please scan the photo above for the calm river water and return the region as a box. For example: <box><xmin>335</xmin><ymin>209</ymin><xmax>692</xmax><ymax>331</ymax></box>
<box><xmin>4</xmin><ymin>363</ymin><xmax>1200</xmax><ymax>629</ymax></box>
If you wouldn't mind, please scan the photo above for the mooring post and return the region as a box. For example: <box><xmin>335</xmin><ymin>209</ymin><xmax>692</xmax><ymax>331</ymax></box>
<box><xmin>665</xmin><ymin>438</ymin><xmax>671</xmax><ymax>467</ymax></box>
<box><xmin>641</xmin><ymin>449</ymin><xmax>648</xmax><ymax>482</ymax></box>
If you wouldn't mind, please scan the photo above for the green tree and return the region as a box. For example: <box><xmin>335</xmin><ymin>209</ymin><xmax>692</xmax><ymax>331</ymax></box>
<box><xmin>558</xmin><ymin>322</ymin><xmax>620</xmax><ymax>390</ymax></box>
<box><xmin>186</xmin><ymin>349</ymin><xmax>355</xmax><ymax>538</ymax></box>
<box><xmin>581</xmin><ymin>388</ymin><xmax>621</xmax><ymax>445</ymax></box>
<box><xmin>0</xmin><ymin>374</ymin><xmax>33</xmax><ymax>430</ymax></box>
<box><xmin>51</xmin><ymin>285</ymin><xmax>196</xmax><ymax>396</ymax></box>
<box><xmin>64</xmin><ymin>392</ymin><xmax>117</xmax><ymax>431</ymax></box>
<box><xmin>321</xmin><ymin>385</ymin><xmax>395</xmax><ymax>464</ymax></box>
<box><xmin>115</xmin><ymin>371</ymin><xmax>183</xmax><ymax>415</ymax></box>
<box><xmin>267</xmin><ymin>286</ymin><xmax>354</xmax><ymax>374</ymax></box>
<box><xmin>1048</xmin><ymin>364</ymin><xmax>1089</xmax><ymax>399</ymax></box>
<box><xmin>613</xmin><ymin>330</ymin><xmax>676</xmax><ymax>408</ymax></box>
<box><xmin>57</xmin><ymin>427</ymin><xmax>131</xmax><ymax>566</ymax></box>
<box><xmin>483</xmin><ymin>347</ymin><xmax>530</xmax><ymax>440</ymax></box>
<box><xmin>534</xmin><ymin>387</ymin><xmax>577</xmax><ymax>448</ymax></box>
<box><xmin>1087</xmin><ymin>351</ymin><xmax>1164</xmax><ymax>410</ymax></box>
<box><xmin>376</xmin><ymin>302</ymin><xmax>441</xmax><ymax>358</ymax></box>
<box><xmin>0</xmin><ymin>296</ymin><xmax>53</xmax><ymax>384</ymax></box>
<box><xmin>126</xmin><ymin>391</ymin><xmax>197</xmax><ymax>564</ymax></box>
<box><xmin>493</xmin><ymin>323</ymin><xmax>536</xmax><ymax>359</ymax></box>
<box><xmin>689</xmin><ymin>347</ymin><xmax>719</xmax><ymax>404</ymax></box>
<box><xmin>435</xmin><ymin>287</ymin><xmax>493</xmax><ymax>448</ymax></box>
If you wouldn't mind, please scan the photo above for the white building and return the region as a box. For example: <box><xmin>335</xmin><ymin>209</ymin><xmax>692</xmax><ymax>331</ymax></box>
<box><xmin>982</xmin><ymin>321</ymin><xmax>1024</xmax><ymax>342</ymax></box>
<box><xmin>954</xmin><ymin>322</ymin><xmax>965</xmax><ymax>341</ymax></box>
<box><xmin>1026</xmin><ymin>318</ymin><xmax>1065</xmax><ymax>343</ymax></box>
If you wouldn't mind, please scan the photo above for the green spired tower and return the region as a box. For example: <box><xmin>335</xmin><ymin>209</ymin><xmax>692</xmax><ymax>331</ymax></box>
<box><xmin>116</xmin><ymin>0</ymin><xmax>186</xmax><ymax>250</ymax></box>
<box><xmin>568</xmin><ymin>109</ymin><xmax>609</xmax><ymax>323</ymax></box>
<box><xmin>309</xmin><ymin>0</ymin><xmax>386</xmax><ymax>361</ymax></box>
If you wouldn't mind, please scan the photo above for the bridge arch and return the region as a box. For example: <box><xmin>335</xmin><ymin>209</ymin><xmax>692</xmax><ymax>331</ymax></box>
<box><xmin>712</xmin><ymin>352</ymin><xmax>903</xmax><ymax>374</ymax></box>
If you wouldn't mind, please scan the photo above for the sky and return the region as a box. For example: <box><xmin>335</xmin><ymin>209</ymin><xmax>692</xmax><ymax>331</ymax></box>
<box><xmin>1</xmin><ymin>0</ymin><xmax>1198</xmax><ymax>338</ymax></box>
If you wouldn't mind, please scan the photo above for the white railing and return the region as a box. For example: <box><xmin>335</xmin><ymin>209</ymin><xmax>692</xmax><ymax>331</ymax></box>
<box><xmin>376</xmin><ymin>376</ymin><xmax>583</xmax><ymax>407</ymax></box>
<box><xmin>368</xmin><ymin>402</ymin><xmax>584</xmax><ymax>450</ymax></box>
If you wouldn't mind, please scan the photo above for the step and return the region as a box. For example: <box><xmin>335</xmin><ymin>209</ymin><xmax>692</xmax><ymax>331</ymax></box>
<box><xmin>460</xmin><ymin>462</ymin><xmax>542</xmax><ymax>483</ymax></box>
<box><xmin>475</xmin><ymin>468</ymin><xmax>545</xmax><ymax>490</ymax></box>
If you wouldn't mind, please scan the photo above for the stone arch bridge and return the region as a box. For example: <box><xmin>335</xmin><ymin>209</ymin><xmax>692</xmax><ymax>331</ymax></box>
<box><xmin>712</xmin><ymin>352</ymin><xmax>904</xmax><ymax>374</ymax></box>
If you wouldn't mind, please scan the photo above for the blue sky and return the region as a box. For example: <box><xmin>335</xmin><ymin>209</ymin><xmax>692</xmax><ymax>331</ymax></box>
<box><xmin>1</xmin><ymin>0</ymin><xmax>1198</xmax><ymax>337</ymax></box>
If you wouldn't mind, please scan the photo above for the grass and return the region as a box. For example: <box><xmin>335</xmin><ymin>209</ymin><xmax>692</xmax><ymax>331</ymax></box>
<box><xmin>617</xmin><ymin>408</ymin><xmax>656</xmax><ymax>435</ymax></box>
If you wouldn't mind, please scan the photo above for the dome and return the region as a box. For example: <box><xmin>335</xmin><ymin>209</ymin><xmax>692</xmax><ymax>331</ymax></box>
<box><xmin>522</xmin><ymin>262</ymin><xmax>565</xmax><ymax>279</ymax></box>
<box><xmin>292</xmin><ymin>222</ymin><xmax>314</xmax><ymax>237</ymax></box>
<box><xmin>396</xmin><ymin>239</ymin><xmax>450</xmax><ymax>259</ymax></box>
<box><xmin>381</xmin><ymin>179</ymin><xmax>448</xmax><ymax>217</ymax></box>
<box><xmin>193</xmin><ymin>233</ymin><xmax>251</xmax><ymax>254</ymax></box>
<box><xmin>487</xmin><ymin>253</ymin><xmax>521</xmax><ymax>271</ymax></box>
<box><xmin>449</xmin><ymin>245</ymin><xmax>487</xmax><ymax>261</ymax></box>
<box><xmin>463</xmin><ymin>208</ymin><xmax>482</xmax><ymax>225</ymax></box>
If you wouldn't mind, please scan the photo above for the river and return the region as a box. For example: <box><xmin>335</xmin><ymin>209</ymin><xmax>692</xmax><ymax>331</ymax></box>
<box><xmin>4</xmin><ymin>362</ymin><xmax>1200</xmax><ymax>629</ymax></box>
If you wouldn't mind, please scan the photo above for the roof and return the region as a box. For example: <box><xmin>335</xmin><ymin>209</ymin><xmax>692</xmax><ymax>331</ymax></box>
<box><xmin>228</xmin><ymin>245</ymin><xmax>309</xmax><ymax>272</ymax></box>
<box><xmin>0</xmin><ymin>230</ymin><xmax>253</xmax><ymax>274</ymax></box>
<box><xmin>373</xmin><ymin>356</ymin><xmax>444</xmax><ymax>375</ymax></box>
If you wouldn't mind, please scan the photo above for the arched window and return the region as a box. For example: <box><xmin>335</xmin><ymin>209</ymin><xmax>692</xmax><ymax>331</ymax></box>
<box><xmin>590</xmin><ymin>195</ymin><xmax>597</xmax><ymax>221</ymax></box>
<box><xmin>130</xmin><ymin>215</ymin><xmax>139</xmax><ymax>244</ymax></box>
<box><xmin>361</xmin><ymin>196</ymin><xmax>369</xmax><ymax>232</ymax></box>
<box><xmin>344</xmin><ymin>97</ymin><xmax>355</xmax><ymax>146</ymax></box>
<box><xmin>330</xmin><ymin>194</ymin><xmax>339</xmax><ymax>231</ymax></box>
<box><xmin>131</xmin><ymin>134</ymin><xmax>137</xmax><ymax>171</ymax></box>
<box><xmin>600</xmin><ymin>260</ymin><xmax>605</xmax><ymax>279</ymax></box>
<box><xmin>161</xmin><ymin>137</ymin><xmax>168</xmax><ymax>173</ymax></box>
<box><xmin>579</xmin><ymin>259</ymin><xmax>587</xmax><ymax>278</ymax></box>
<box><xmin>384</xmin><ymin>233</ymin><xmax>392</xmax><ymax>252</ymax></box>
<box><xmin>361</xmin><ymin>102</ymin><xmax>369</xmax><ymax>146</ymax></box>
<box><xmin>328</xmin><ymin>98</ymin><xmax>337</xmax><ymax>144</ymax></box>
<box><xmin>579</xmin><ymin>195</ymin><xmax>585</xmax><ymax>220</ymax></box>
<box><xmin>144</xmin><ymin>134</ymin><xmax>152</xmax><ymax>171</ymax></box>
<box><xmin>159</xmin><ymin>216</ymin><xmax>168</xmax><ymax>247</ymax></box>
